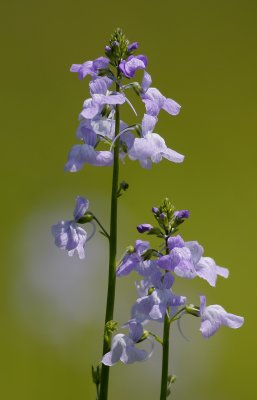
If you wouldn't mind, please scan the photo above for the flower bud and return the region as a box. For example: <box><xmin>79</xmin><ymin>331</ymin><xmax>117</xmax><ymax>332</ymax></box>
<box><xmin>137</xmin><ymin>224</ymin><xmax>153</xmax><ymax>233</ymax></box>
<box><xmin>77</xmin><ymin>212</ymin><xmax>94</xmax><ymax>224</ymax></box>
<box><xmin>174</xmin><ymin>210</ymin><xmax>190</xmax><ymax>220</ymax></box>
<box><xmin>186</xmin><ymin>304</ymin><xmax>200</xmax><ymax>317</ymax></box>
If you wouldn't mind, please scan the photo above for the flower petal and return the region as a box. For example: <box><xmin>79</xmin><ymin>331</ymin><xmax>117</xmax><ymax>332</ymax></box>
<box><xmin>73</xmin><ymin>196</ymin><xmax>89</xmax><ymax>221</ymax></box>
<box><xmin>141</xmin><ymin>114</ymin><xmax>158</xmax><ymax>136</ymax></box>
<box><xmin>162</xmin><ymin>98</ymin><xmax>181</xmax><ymax>115</ymax></box>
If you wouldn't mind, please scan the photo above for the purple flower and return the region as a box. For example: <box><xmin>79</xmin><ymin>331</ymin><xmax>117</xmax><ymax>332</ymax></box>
<box><xmin>80</xmin><ymin>77</ymin><xmax>126</xmax><ymax>120</ymax></box>
<box><xmin>65</xmin><ymin>113</ymin><xmax>136</xmax><ymax>172</ymax></box>
<box><xmin>51</xmin><ymin>197</ymin><xmax>89</xmax><ymax>259</ymax></box>
<box><xmin>132</xmin><ymin>270</ymin><xmax>186</xmax><ymax>323</ymax></box>
<box><xmin>137</xmin><ymin>224</ymin><xmax>153</xmax><ymax>233</ymax></box>
<box><xmin>77</xmin><ymin>116</ymin><xmax>116</xmax><ymax>141</ymax></box>
<box><xmin>128</xmin><ymin>42</ymin><xmax>139</xmax><ymax>52</ymax></box>
<box><xmin>119</xmin><ymin>55</ymin><xmax>148</xmax><ymax>78</ymax></box>
<box><xmin>186</xmin><ymin>241</ymin><xmax>229</xmax><ymax>286</ymax></box>
<box><xmin>70</xmin><ymin>57</ymin><xmax>109</xmax><ymax>80</ymax></box>
<box><xmin>65</xmin><ymin>144</ymin><xmax>113</xmax><ymax>172</ymax></box>
<box><xmin>200</xmin><ymin>296</ymin><xmax>244</xmax><ymax>338</ymax></box>
<box><xmin>140</xmin><ymin>71</ymin><xmax>181</xmax><ymax>117</ymax></box>
<box><xmin>102</xmin><ymin>321</ymin><xmax>151</xmax><ymax>365</ymax></box>
<box><xmin>116</xmin><ymin>240</ymin><xmax>156</xmax><ymax>277</ymax></box>
<box><xmin>73</xmin><ymin>196</ymin><xmax>89</xmax><ymax>221</ymax></box>
<box><xmin>128</xmin><ymin>114</ymin><xmax>184</xmax><ymax>168</ymax></box>
<box><xmin>157</xmin><ymin>235</ymin><xmax>229</xmax><ymax>287</ymax></box>
<box><xmin>174</xmin><ymin>210</ymin><xmax>190</xmax><ymax>219</ymax></box>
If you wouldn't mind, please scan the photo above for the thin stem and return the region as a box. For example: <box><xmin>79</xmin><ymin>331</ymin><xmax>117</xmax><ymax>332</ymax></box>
<box><xmin>160</xmin><ymin>237</ymin><xmax>171</xmax><ymax>400</ymax></box>
<box><xmin>160</xmin><ymin>311</ymin><xmax>171</xmax><ymax>400</ymax></box>
<box><xmin>93</xmin><ymin>216</ymin><xmax>110</xmax><ymax>240</ymax></box>
<box><xmin>98</xmin><ymin>78</ymin><xmax>121</xmax><ymax>400</ymax></box>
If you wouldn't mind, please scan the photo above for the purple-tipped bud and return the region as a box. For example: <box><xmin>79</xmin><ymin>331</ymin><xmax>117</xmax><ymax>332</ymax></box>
<box><xmin>174</xmin><ymin>210</ymin><xmax>190</xmax><ymax>219</ymax></box>
<box><xmin>137</xmin><ymin>224</ymin><xmax>153</xmax><ymax>233</ymax></box>
<box><xmin>152</xmin><ymin>207</ymin><xmax>159</xmax><ymax>214</ymax></box>
<box><xmin>113</xmin><ymin>41</ymin><xmax>119</xmax><ymax>47</ymax></box>
<box><xmin>105</xmin><ymin>45</ymin><xmax>111</xmax><ymax>52</ymax></box>
<box><xmin>159</xmin><ymin>213</ymin><xmax>166</xmax><ymax>220</ymax></box>
<box><xmin>128</xmin><ymin>42</ymin><xmax>139</xmax><ymax>52</ymax></box>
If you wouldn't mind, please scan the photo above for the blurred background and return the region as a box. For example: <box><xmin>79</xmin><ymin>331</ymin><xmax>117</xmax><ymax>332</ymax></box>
<box><xmin>1</xmin><ymin>0</ymin><xmax>256</xmax><ymax>399</ymax></box>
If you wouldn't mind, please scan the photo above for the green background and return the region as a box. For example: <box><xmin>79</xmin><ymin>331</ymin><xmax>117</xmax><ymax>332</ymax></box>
<box><xmin>1</xmin><ymin>0</ymin><xmax>256</xmax><ymax>399</ymax></box>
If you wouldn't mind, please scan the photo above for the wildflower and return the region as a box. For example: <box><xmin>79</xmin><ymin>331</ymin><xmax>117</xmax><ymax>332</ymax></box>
<box><xmin>140</xmin><ymin>71</ymin><xmax>181</xmax><ymax>117</ymax></box>
<box><xmin>51</xmin><ymin>197</ymin><xmax>89</xmax><ymax>259</ymax></box>
<box><xmin>116</xmin><ymin>240</ymin><xmax>156</xmax><ymax>277</ymax></box>
<box><xmin>102</xmin><ymin>321</ymin><xmax>151</xmax><ymax>365</ymax></box>
<box><xmin>128</xmin><ymin>114</ymin><xmax>184</xmax><ymax>168</ymax></box>
<box><xmin>80</xmin><ymin>77</ymin><xmax>126</xmax><ymax>120</ymax></box>
<box><xmin>157</xmin><ymin>235</ymin><xmax>229</xmax><ymax>286</ymax></box>
<box><xmin>70</xmin><ymin>57</ymin><xmax>109</xmax><ymax>80</ymax></box>
<box><xmin>65</xmin><ymin>144</ymin><xmax>113</xmax><ymax>172</ymax></box>
<box><xmin>132</xmin><ymin>270</ymin><xmax>186</xmax><ymax>323</ymax></box>
<box><xmin>119</xmin><ymin>55</ymin><xmax>148</xmax><ymax>78</ymax></box>
<box><xmin>200</xmin><ymin>295</ymin><xmax>244</xmax><ymax>338</ymax></box>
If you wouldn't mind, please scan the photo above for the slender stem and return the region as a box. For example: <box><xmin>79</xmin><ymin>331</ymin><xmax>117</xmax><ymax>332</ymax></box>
<box><xmin>160</xmin><ymin>237</ymin><xmax>171</xmax><ymax>400</ymax></box>
<box><xmin>160</xmin><ymin>311</ymin><xmax>171</xmax><ymax>400</ymax></box>
<box><xmin>98</xmin><ymin>78</ymin><xmax>121</xmax><ymax>400</ymax></box>
<box><xmin>93</xmin><ymin>216</ymin><xmax>110</xmax><ymax>240</ymax></box>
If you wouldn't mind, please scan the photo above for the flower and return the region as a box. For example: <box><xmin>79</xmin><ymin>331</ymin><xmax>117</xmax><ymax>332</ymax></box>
<box><xmin>140</xmin><ymin>71</ymin><xmax>181</xmax><ymax>117</ymax></box>
<box><xmin>128</xmin><ymin>114</ymin><xmax>184</xmax><ymax>168</ymax></box>
<box><xmin>116</xmin><ymin>240</ymin><xmax>156</xmax><ymax>277</ymax></box>
<box><xmin>65</xmin><ymin>144</ymin><xmax>113</xmax><ymax>172</ymax></box>
<box><xmin>64</xmin><ymin>114</ymin><xmax>136</xmax><ymax>172</ymax></box>
<box><xmin>102</xmin><ymin>321</ymin><xmax>151</xmax><ymax>365</ymax></box>
<box><xmin>51</xmin><ymin>197</ymin><xmax>89</xmax><ymax>259</ymax></box>
<box><xmin>80</xmin><ymin>77</ymin><xmax>126</xmax><ymax>120</ymax></box>
<box><xmin>200</xmin><ymin>295</ymin><xmax>244</xmax><ymax>338</ymax></box>
<box><xmin>132</xmin><ymin>270</ymin><xmax>186</xmax><ymax>323</ymax></box>
<box><xmin>119</xmin><ymin>55</ymin><xmax>148</xmax><ymax>78</ymax></box>
<box><xmin>157</xmin><ymin>235</ymin><xmax>229</xmax><ymax>286</ymax></box>
<box><xmin>70</xmin><ymin>57</ymin><xmax>109</xmax><ymax>80</ymax></box>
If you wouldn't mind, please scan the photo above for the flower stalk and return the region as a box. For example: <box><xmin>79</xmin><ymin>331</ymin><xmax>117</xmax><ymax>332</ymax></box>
<box><xmin>160</xmin><ymin>311</ymin><xmax>171</xmax><ymax>400</ymax></box>
<box><xmin>160</xmin><ymin>235</ymin><xmax>171</xmax><ymax>400</ymax></box>
<box><xmin>98</xmin><ymin>76</ymin><xmax>121</xmax><ymax>400</ymax></box>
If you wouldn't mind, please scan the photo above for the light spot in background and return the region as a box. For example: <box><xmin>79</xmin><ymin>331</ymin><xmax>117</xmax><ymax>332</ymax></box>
<box><xmin>11</xmin><ymin>199</ymin><xmax>108</xmax><ymax>346</ymax></box>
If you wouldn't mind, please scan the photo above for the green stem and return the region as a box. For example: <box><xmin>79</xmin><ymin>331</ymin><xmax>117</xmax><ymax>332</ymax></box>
<box><xmin>160</xmin><ymin>237</ymin><xmax>171</xmax><ymax>400</ymax></box>
<box><xmin>160</xmin><ymin>311</ymin><xmax>171</xmax><ymax>400</ymax></box>
<box><xmin>98</xmin><ymin>79</ymin><xmax>120</xmax><ymax>400</ymax></box>
<box><xmin>93</xmin><ymin>216</ymin><xmax>110</xmax><ymax>239</ymax></box>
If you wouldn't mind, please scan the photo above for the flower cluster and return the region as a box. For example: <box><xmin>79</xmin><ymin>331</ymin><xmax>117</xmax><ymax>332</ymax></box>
<box><xmin>102</xmin><ymin>198</ymin><xmax>244</xmax><ymax>365</ymax></box>
<box><xmin>51</xmin><ymin>30</ymin><xmax>244</xmax><ymax>397</ymax></box>
<box><xmin>66</xmin><ymin>28</ymin><xmax>184</xmax><ymax>172</ymax></box>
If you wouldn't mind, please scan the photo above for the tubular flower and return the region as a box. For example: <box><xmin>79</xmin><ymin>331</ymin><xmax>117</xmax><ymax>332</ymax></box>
<box><xmin>132</xmin><ymin>270</ymin><xmax>186</xmax><ymax>323</ymax></box>
<box><xmin>116</xmin><ymin>240</ymin><xmax>156</xmax><ymax>277</ymax></box>
<box><xmin>200</xmin><ymin>296</ymin><xmax>244</xmax><ymax>338</ymax></box>
<box><xmin>157</xmin><ymin>235</ymin><xmax>229</xmax><ymax>286</ymax></box>
<box><xmin>119</xmin><ymin>55</ymin><xmax>148</xmax><ymax>78</ymax></box>
<box><xmin>102</xmin><ymin>320</ymin><xmax>152</xmax><ymax>365</ymax></box>
<box><xmin>140</xmin><ymin>71</ymin><xmax>181</xmax><ymax>117</ymax></box>
<box><xmin>128</xmin><ymin>114</ymin><xmax>184</xmax><ymax>168</ymax></box>
<box><xmin>70</xmin><ymin>56</ymin><xmax>109</xmax><ymax>80</ymax></box>
<box><xmin>51</xmin><ymin>197</ymin><xmax>89</xmax><ymax>259</ymax></box>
